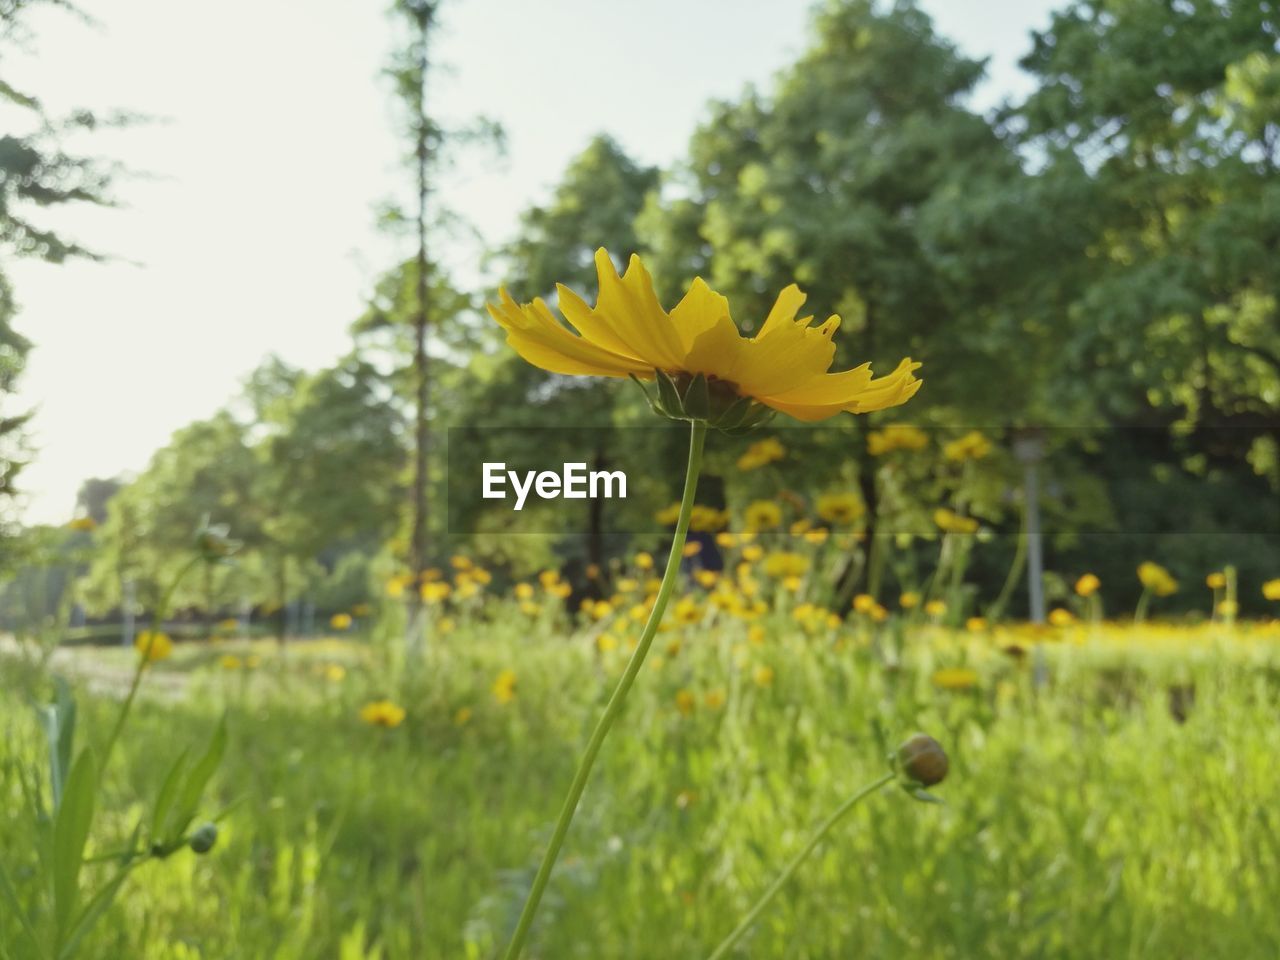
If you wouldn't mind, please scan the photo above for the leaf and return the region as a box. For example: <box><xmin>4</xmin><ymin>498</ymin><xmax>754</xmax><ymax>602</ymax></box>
<box><xmin>162</xmin><ymin>717</ymin><xmax>227</xmax><ymax>844</ymax></box>
<box><xmin>34</xmin><ymin>678</ymin><xmax>77</xmax><ymax>812</ymax></box>
<box><xmin>57</xmin><ymin>863</ymin><xmax>133</xmax><ymax>960</ymax></box>
<box><xmin>0</xmin><ymin>857</ymin><xmax>46</xmax><ymax>959</ymax></box>
<box><xmin>681</xmin><ymin>374</ymin><xmax>709</xmax><ymax>419</ymax></box>
<box><xmin>52</xmin><ymin>750</ymin><xmax>97</xmax><ymax>941</ymax></box>
<box><xmin>149</xmin><ymin>748</ymin><xmax>190</xmax><ymax>845</ymax></box>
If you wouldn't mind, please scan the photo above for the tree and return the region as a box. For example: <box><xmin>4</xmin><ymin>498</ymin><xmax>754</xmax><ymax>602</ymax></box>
<box><xmin>0</xmin><ymin>0</ymin><xmax>121</xmax><ymax>550</ymax></box>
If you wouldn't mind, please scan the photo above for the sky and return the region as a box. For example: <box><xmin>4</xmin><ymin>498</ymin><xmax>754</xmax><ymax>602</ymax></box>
<box><xmin>6</xmin><ymin>0</ymin><xmax>1060</xmax><ymax>525</ymax></box>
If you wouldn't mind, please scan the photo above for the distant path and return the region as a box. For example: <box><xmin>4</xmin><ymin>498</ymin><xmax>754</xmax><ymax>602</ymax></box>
<box><xmin>0</xmin><ymin>636</ymin><xmax>190</xmax><ymax>701</ymax></box>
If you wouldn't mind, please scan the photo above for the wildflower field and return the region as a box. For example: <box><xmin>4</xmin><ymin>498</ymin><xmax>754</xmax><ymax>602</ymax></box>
<box><xmin>5</xmin><ymin>574</ymin><xmax>1280</xmax><ymax>958</ymax></box>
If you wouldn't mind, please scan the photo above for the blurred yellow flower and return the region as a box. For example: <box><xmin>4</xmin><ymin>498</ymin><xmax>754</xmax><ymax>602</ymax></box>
<box><xmin>715</xmin><ymin>532</ymin><xmax>737</xmax><ymax>549</ymax></box>
<box><xmin>134</xmin><ymin>630</ymin><xmax>172</xmax><ymax>663</ymax></box>
<box><xmin>1048</xmin><ymin>608</ymin><xmax>1075</xmax><ymax>627</ymax></box>
<box><xmin>689</xmin><ymin>506</ymin><xmax>730</xmax><ymax>532</ymax></box>
<box><xmin>589</xmin><ymin>600</ymin><xmax>613</xmax><ymax>620</ymax></box>
<box><xmin>932</xmin><ymin>667</ymin><xmax>979</xmax><ymax>691</ymax></box>
<box><xmin>673</xmin><ymin>597</ymin><xmax>702</xmax><ymax>625</ymax></box>
<box><xmin>763</xmin><ymin>551</ymin><xmax>809</xmax><ymax>578</ymax></box>
<box><xmin>1206</xmin><ymin>572</ymin><xmax>1226</xmax><ymax>590</ymax></box>
<box><xmin>450</xmin><ymin>555</ymin><xmax>472</xmax><ymax>571</ymax></box>
<box><xmin>1264</xmin><ymin>579</ymin><xmax>1280</xmax><ymax>601</ymax></box>
<box><xmin>934</xmin><ymin>508</ymin><xmax>979</xmax><ymax>534</ymax></box>
<box><xmin>694</xmin><ymin>569</ymin><xmax>719</xmax><ymax>588</ymax></box>
<box><xmin>329</xmin><ymin>613</ymin><xmax>353</xmax><ymax>631</ymax></box>
<box><xmin>705</xmin><ymin>689</ymin><xmax>726</xmax><ymax>710</ymax></box>
<box><xmin>748</xmin><ymin>625</ymin><xmax>766</xmax><ymax>645</ymax></box>
<box><xmin>924</xmin><ymin>599</ymin><xmax>948</xmax><ymax>617</ymax></box>
<box><xmin>634</xmin><ymin>551</ymin><xmax>654</xmax><ymax>570</ymax></box>
<box><xmin>741</xmin><ymin>544</ymin><xmax>764</xmax><ymax>562</ymax></box>
<box><xmin>67</xmin><ymin>516</ymin><xmax>98</xmax><ymax>532</ymax></box>
<box><xmin>219</xmin><ymin>654</ymin><xmax>242</xmax><ymax>670</ymax></box>
<box><xmin>965</xmin><ymin>616</ymin><xmax>987</xmax><ymax>632</ymax></box>
<box><xmin>323</xmin><ymin>664</ymin><xmax>347</xmax><ymax>682</ymax></box>
<box><xmin>943</xmin><ymin>430</ymin><xmax>992</xmax><ymax>462</ymax></box>
<box><xmin>816</xmin><ymin>492</ymin><xmax>863</xmax><ymax>525</ymax></box>
<box><xmin>486</xmin><ymin>249</ymin><xmax>922</xmax><ymax>422</ymax></box>
<box><xmin>492</xmin><ymin>669</ymin><xmax>518</xmax><ymax>705</ymax></box>
<box><xmin>1216</xmin><ymin>599</ymin><xmax>1238</xmax><ymax>617</ymax></box>
<box><xmin>852</xmin><ymin>593</ymin><xmax>875</xmax><ymax>614</ymax></box>
<box><xmin>675</xmin><ymin>689</ymin><xmax>696</xmax><ymax>716</ymax></box>
<box><xmin>1075</xmin><ymin>573</ymin><xmax>1101</xmax><ymax>597</ymax></box>
<box><xmin>514</xmin><ymin>582</ymin><xmax>535</xmax><ymax>600</ymax></box>
<box><xmin>866</xmin><ymin>424</ymin><xmax>928</xmax><ymax>456</ymax></box>
<box><xmin>453</xmin><ymin>707</ymin><xmax>473</xmax><ymax>727</ymax></box>
<box><xmin>351</xmin><ymin>603</ymin><xmax>372</xmax><ymax>617</ymax></box>
<box><xmin>745</xmin><ymin>500</ymin><xmax>783</xmax><ymax>531</ymax></box>
<box><xmin>682</xmin><ymin>541</ymin><xmax>703</xmax><ymax>557</ymax></box>
<box><xmin>359</xmin><ymin>700</ymin><xmax>406</xmax><ymax>728</ymax></box>
<box><xmin>1138</xmin><ymin>561</ymin><xmax>1178</xmax><ymax>597</ymax></box>
<box><xmin>655</xmin><ymin>502</ymin><xmax>682</xmax><ymax>525</ymax></box>
<box><xmin>803</xmin><ymin>527</ymin><xmax>829</xmax><ymax>545</ymax></box>
<box><xmin>539</xmin><ymin>569</ymin><xmax>561</xmax><ymax>588</ymax></box>
<box><xmin>596</xmin><ymin>633</ymin><xmax>619</xmax><ymax>653</ymax></box>
<box><xmin>899</xmin><ymin>591</ymin><xmax>920</xmax><ymax>609</ymax></box>
<box><xmin>752</xmin><ymin>665</ymin><xmax>775</xmax><ymax>688</ymax></box>
<box><xmin>421</xmin><ymin>582</ymin><xmax>451</xmax><ymax>603</ymax></box>
<box><xmin>737</xmin><ymin>437</ymin><xmax>786</xmax><ymax>471</ymax></box>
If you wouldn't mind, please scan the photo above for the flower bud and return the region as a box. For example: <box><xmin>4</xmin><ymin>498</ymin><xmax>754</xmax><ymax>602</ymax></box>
<box><xmin>194</xmin><ymin>518</ymin><xmax>240</xmax><ymax>564</ymax></box>
<box><xmin>188</xmin><ymin>822</ymin><xmax>219</xmax><ymax>854</ymax></box>
<box><xmin>895</xmin><ymin>733</ymin><xmax>948</xmax><ymax>787</ymax></box>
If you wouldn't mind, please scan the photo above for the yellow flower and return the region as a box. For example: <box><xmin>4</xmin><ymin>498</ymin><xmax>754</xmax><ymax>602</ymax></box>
<box><xmin>597</xmin><ymin>633</ymin><xmax>619</xmax><ymax>653</ymax></box>
<box><xmin>219</xmin><ymin>654</ymin><xmax>242</xmax><ymax>670</ymax></box>
<box><xmin>1075</xmin><ymin>573</ymin><xmax>1101</xmax><ymax>597</ymax></box>
<box><xmin>744</xmin><ymin>500</ymin><xmax>783</xmax><ymax>531</ymax></box>
<box><xmin>752</xmin><ymin>665</ymin><xmax>775</xmax><ymax>688</ymax></box>
<box><xmin>1264</xmin><ymin>579</ymin><xmax>1280</xmax><ymax>601</ymax></box>
<box><xmin>492</xmin><ymin>669</ymin><xmax>518</xmax><ymax>705</ymax></box>
<box><xmin>486</xmin><ymin>249</ymin><xmax>921</xmax><ymax>422</ymax></box>
<box><xmin>715</xmin><ymin>532</ymin><xmax>737</xmax><ymax>549</ymax></box>
<box><xmin>655</xmin><ymin>502</ymin><xmax>682</xmax><ymax>525</ymax></box>
<box><xmin>329</xmin><ymin>613</ymin><xmax>353</xmax><ymax>631</ymax></box>
<box><xmin>852</xmin><ymin>593</ymin><xmax>875</xmax><ymax>614</ymax></box>
<box><xmin>689</xmin><ymin>505</ymin><xmax>730</xmax><ymax>532</ymax></box>
<box><xmin>965</xmin><ymin>616</ymin><xmax>987</xmax><ymax>632</ymax></box>
<box><xmin>66</xmin><ymin>516</ymin><xmax>98</xmax><ymax>532</ymax></box>
<box><xmin>866</xmin><ymin>424</ymin><xmax>929</xmax><ymax>456</ymax></box>
<box><xmin>763</xmin><ymin>551</ymin><xmax>809</xmax><ymax>578</ymax></box>
<box><xmin>673</xmin><ymin>597</ymin><xmax>702</xmax><ymax>625</ymax></box>
<box><xmin>589</xmin><ymin>599</ymin><xmax>614</xmax><ymax>620</ymax></box>
<box><xmin>323</xmin><ymin>664</ymin><xmax>347</xmax><ymax>682</ymax></box>
<box><xmin>134</xmin><ymin>631</ymin><xmax>172</xmax><ymax>663</ymax></box>
<box><xmin>705</xmin><ymin>688</ymin><xmax>726</xmax><ymax>710</ymax></box>
<box><xmin>931</xmin><ymin>667</ymin><xmax>979</xmax><ymax>691</ymax></box>
<box><xmin>634</xmin><ymin>551</ymin><xmax>654</xmax><ymax>571</ymax></box>
<box><xmin>748</xmin><ymin>625</ymin><xmax>766</xmax><ymax>646</ymax></box>
<box><xmin>450</xmin><ymin>555</ymin><xmax>472</xmax><ymax>571</ymax></box>
<box><xmin>420</xmin><ymin>581</ymin><xmax>451</xmax><ymax>603</ymax></box>
<box><xmin>737</xmin><ymin>437</ymin><xmax>786</xmax><ymax>471</ymax></box>
<box><xmin>816</xmin><ymin>492</ymin><xmax>863</xmax><ymax>525</ymax></box>
<box><xmin>359</xmin><ymin>700</ymin><xmax>406</xmax><ymax>728</ymax></box>
<box><xmin>514</xmin><ymin>582</ymin><xmax>535</xmax><ymax>600</ymax></box>
<box><xmin>351</xmin><ymin>603</ymin><xmax>372</xmax><ymax>617</ymax></box>
<box><xmin>1137</xmin><ymin>562</ymin><xmax>1178</xmax><ymax>597</ymax></box>
<box><xmin>1216</xmin><ymin>599</ymin><xmax>1238</xmax><ymax>617</ymax></box>
<box><xmin>924</xmin><ymin>599</ymin><xmax>948</xmax><ymax>617</ymax></box>
<box><xmin>803</xmin><ymin>527</ymin><xmax>829</xmax><ymax>545</ymax></box>
<box><xmin>1205</xmin><ymin>572</ymin><xmax>1226</xmax><ymax>590</ymax></box>
<box><xmin>471</xmin><ymin>567</ymin><xmax>493</xmax><ymax>586</ymax></box>
<box><xmin>943</xmin><ymin>430</ymin><xmax>992</xmax><ymax>462</ymax></box>
<box><xmin>934</xmin><ymin>508</ymin><xmax>979</xmax><ymax>534</ymax></box>
<box><xmin>675</xmin><ymin>689</ymin><xmax>697</xmax><ymax>716</ymax></box>
<box><xmin>899</xmin><ymin>591</ymin><xmax>920</xmax><ymax>609</ymax></box>
<box><xmin>741</xmin><ymin>544</ymin><xmax>764</xmax><ymax>562</ymax></box>
<box><xmin>682</xmin><ymin>540</ymin><xmax>703</xmax><ymax>557</ymax></box>
<box><xmin>694</xmin><ymin>569</ymin><xmax>719</xmax><ymax>588</ymax></box>
<box><xmin>1048</xmin><ymin>607</ymin><xmax>1075</xmax><ymax>627</ymax></box>
<box><xmin>539</xmin><ymin>569</ymin><xmax>561</xmax><ymax>588</ymax></box>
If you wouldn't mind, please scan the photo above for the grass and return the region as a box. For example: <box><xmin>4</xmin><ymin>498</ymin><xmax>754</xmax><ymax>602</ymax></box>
<box><xmin>3</xmin><ymin>612</ymin><xmax>1280</xmax><ymax>958</ymax></box>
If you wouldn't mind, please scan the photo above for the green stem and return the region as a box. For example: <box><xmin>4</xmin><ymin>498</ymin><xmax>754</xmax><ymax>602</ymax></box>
<box><xmin>705</xmin><ymin>772</ymin><xmax>896</xmax><ymax>960</ymax></box>
<box><xmin>500</xmin><ymin>419</ymin><xmax>708</xmax><ymax>960</ymax></box>
<box><xmin>1134</xmin><ymin>586</ymin><xmax>1151</xmax><ymax>624</ymax></box>
<box><xmin>98</xmin><ymin>555</ymin><xmax>201</xmax><ymax>782</ymax></box>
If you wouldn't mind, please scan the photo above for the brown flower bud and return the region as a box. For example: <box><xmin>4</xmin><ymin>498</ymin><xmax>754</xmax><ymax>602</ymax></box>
<box><xmin>896</xmin><ymin>733</ymin><xmax>948</xmax><ymax>787</ymax></box>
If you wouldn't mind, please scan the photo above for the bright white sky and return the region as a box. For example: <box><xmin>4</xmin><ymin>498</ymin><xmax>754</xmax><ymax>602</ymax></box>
<box><xmin>7</xmin><ymin>0</ymin><xmax>1059</xmax><ymax>524</ymax></box>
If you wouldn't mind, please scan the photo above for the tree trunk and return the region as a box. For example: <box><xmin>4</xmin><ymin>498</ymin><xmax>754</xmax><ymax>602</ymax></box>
<box><xmin>409</xmin><ymin>3</ymin><xmax>433</xmax><ymax>601</ymax></box>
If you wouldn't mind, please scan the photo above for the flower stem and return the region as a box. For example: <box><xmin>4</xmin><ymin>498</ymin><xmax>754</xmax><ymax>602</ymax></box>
<box><xmin>98</xmin><ymin>554</ymin><xmax>201</xmax><ymax>783</ymax></box>
<box><xmin>704</xmin><ymin>771</ymin><xmax>896</xmax><ymax>960</ymax></box>
<box><xmin>501</xmin><ymin>419</ymin><xmax>708</xmax><ymax>960</ymax></box>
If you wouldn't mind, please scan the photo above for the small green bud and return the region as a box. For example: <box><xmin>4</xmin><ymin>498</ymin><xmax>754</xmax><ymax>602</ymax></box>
<box><xmin>895</xmin><ymin>733</ymin><xmax>948</xmax><ymax>787</ymax></box>
<box><xmin>188</xmin><ymin>822</ymin><xmax>219</xmax><ymax>854</ymax></box>
<box><xmin>194</xmin><ymin>518</ymin><xmax>240</xmax><ymax>564</ymax></box>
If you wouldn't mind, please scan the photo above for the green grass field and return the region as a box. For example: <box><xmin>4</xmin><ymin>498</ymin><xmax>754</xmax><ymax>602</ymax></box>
<box><xmin>5</xmin><ymin>611</ymin><xmax>1280</xmax><ymax>959</ymax></box>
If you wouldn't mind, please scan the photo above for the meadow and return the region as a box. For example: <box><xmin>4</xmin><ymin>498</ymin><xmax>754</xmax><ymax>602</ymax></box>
<box><xmin>5</xmin><ymin>582</ymin><xmax>1280</xmax><ymax>959</ymax></box>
